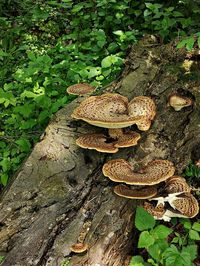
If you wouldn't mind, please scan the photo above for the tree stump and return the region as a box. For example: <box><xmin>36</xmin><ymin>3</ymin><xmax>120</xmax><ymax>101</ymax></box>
<box><xmin>0</xmin><ymin>37</ymin><xmax>200</xmax><ymax>266</ymax></box>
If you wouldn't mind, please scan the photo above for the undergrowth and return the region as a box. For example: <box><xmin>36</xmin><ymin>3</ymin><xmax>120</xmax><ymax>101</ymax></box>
<box><xmin>1</xmin><ymin>0</ymin><xmax>200</xmax><ymax>186</ymax></box>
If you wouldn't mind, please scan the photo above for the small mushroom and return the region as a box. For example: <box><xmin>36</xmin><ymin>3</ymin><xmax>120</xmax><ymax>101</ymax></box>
<box><xmin>72</xmin><ymin>93</ymin><xmax>156</xmax><ymax>130</ymax></box>
<box><xmin>165</xmin><ymin>176</ymin><xmax>191</xmax><ymax>194</ymax></box>
<box><xmin>128</xmin><ymin>96</ymin><xmax>156</xmax><ymax>131</ymax></box>
<box><xmin>70</xmin><ymin>243</ymin><xmax>88</xmax><ymax>253</ymax></box>
<box><xmin>168</xmin><ymin>93</ymin><xmax>193</xmax><ymax>111</ymax></box>
<box><xmin>102</xmin><ymin>159</ymin><xmax>175</xmax><ymax>185</ymax></box>
<box><xmin>67</xmin><ymin>83</ymin><xmax>95</xmax><ymax>96</ymax></box>
<box><xmin>76</xmin><ymin>129</ymin><xmax>141</xmax><ymax>153</ymax></box>
<box><xmin>114</xmin><ymin>184</ymin><xmax>157</xmax><ymax>199</ymax></box>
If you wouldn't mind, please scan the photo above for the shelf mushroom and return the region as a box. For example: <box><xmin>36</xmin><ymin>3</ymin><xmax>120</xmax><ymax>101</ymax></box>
<box><xmin>72</xmin><ymin>93</ymin><xmax>156</xmax><ymax>130</ymax></box>
<box><xmin>67</xmin><ymin>83</ymin><xmax>95</xmax><ymax>96</ymax></box>
<box><xmin>76</xmin><ymin>129</ymin><xmax>141</xmax><ymax>153</ymax></box>
<box><xmin>114</xmin><ymin>184</ymin><xmax>158</xmax><ymax>199</ymax></box>
<box><xmin>102</xmin><ymin>159</ymin><xmax>175</xmax><ymax>185</ymax></box>
<box><xmin>164</xmin><ymin>176</ymin><xmax>191</xmax><ymax>194</ymax></box>
<box><xmin>168</xmin><ymin>92</ymin><xmax>193</xmax><ymax>111</ymax></box>
<box><xmin>70</xmin><ymin>243</ymin><xmax>88</xmax><ymax>253</ymax></box>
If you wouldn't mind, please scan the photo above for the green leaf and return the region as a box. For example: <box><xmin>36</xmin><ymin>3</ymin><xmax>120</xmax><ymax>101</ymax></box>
<box><xmin>15</xmin><ymin>138</ymin><xmax>31</xmax><ymax>153</ymax></box>
<box><xmin>1</xmin><ymin>173</ymin><xmax>8</xmax><ymax>186</ymax></box>
<box><xmin>138</xmin><ymin>231</ymin><xmax>155</xmax><ymax>248</ymax></box>
<box><xmin>192</xmin><ymin>222</ymin><xmax>200</xmax><ymax>232</ymax></box>
<box><xmin>186</xmin><ymin>38</ymin><xmax>195</xmax><ymax>51</ymax></box>
<box><xmin>153</xmin><ymin>225</ymin><xmax>172</xmax><ymax>239</ymax></box>
<box><xmin>135</xmin><ymin>207</ymin><xmax>155</xmax><ymax>231</ymax></box>
<box><xmin>189</xmin><ymin>230</ymin><xmax>200</xmax><ymax>240</ymax></box>
<box><xmin>182</xmin><ymin>245</ymin><xmax>197</xmax><ymax>261</ymax></box>
<box><xmin>129</xmin><ymin>256</ymin><xmax>144</xmax><ymax>266</ymax></box>
<box><xmin>148</xmin><ymin>239</ymin><xmax>168</xmax><ymax>262</ymax></box>
<box><xmin>181</xmin><ymin>219</ymin><xmax>191</xmax><ymax>230</ymax></box>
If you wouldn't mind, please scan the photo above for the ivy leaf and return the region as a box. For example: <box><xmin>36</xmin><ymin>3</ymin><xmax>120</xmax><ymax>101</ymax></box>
<box><xmin>138</xmin><ymin>231</ymin><xmax>155</xmax><ymax>248</ymax></box>
<box><xmin>135</xmin><ymin>207</ymin><xmax>155</xmax><ymax>231</ymax></box>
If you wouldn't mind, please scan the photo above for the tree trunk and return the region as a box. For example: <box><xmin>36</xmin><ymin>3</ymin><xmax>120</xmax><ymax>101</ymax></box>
<box><xmin>0</xmin><ymin>37</ymin><xmax>200</xmax><ymax>266</ymax></box>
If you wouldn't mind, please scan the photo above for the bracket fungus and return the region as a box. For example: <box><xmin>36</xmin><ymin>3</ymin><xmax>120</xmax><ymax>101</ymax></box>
<box><xmin>70</xmin><ymin>243</ymin><xmax>88</xmax><ymax>253</ymax></box>
<box><xmin>67</xmin><ymin>83</ymin><xmax>95</xmax><ymax>96</ymax></box>
<box><xmin>102</xmin><ymin>159</ymin><xmax>175</xmax><ymax>185</ymax></box>
<box><xmin>164</xmin><ymin>176</ymin><xmax>191</xmax><ymax>194</ymax></box>
<box><xmin>150</xmin><ymin>192</ymin><xmax>199</xmax><ymax>219</ymax></box>
<box><xmin>76</xmin><ymin>129</ymin><xmax>141</xmax><ymax>153</ymax></box>
<box><xmin>168</xmin><ymin>92</ymin><xmax>193</xmax><ymax>111</ymax></box>
<box><xmin>143</xmin><ymin>202</ymin><xmax>166</xmax><ymax>220</ymax></box>
<box><xmin>72</xmin><ymin>93</ymin><xmax>156</xmax><ymax>130</ymax></box>
<box><xmin>114</xmin><ymin>184</ymin><xmax>157</xmax><ymax>199</ymax></box>
<box><xmin>128</xmin><ymin>96</ymin><xmax>156</xmax><ymax>131</ymax></box>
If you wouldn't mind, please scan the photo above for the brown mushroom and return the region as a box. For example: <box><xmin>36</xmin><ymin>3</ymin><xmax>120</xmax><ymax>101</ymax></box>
<box><xmin>169</xmin><ymin>192</ymin><xmax>199</xmax><ymax>218</ymax></box>
<box><xmin>72</xmin><ymin>93</ymin><xmax>156</xmax><ymax>130</ymax></box>
<box><xmin>143</xmin><ymin>202</ymin><xmax>166</xmax><ymax>220</ymax></box>
<box><xmin>165</xmin><ymin>176</ymin><xmax>191</xmax><ymax>194</ymax></box>
<box><xmin>169</xmin><ymin>93</ymin><xmax>193</xmax><ymax>111</ymax></box>
<box><xmin>67</xmin><ymin>83</ymin><xmax>95</xmax><ymax>96</ymax></box>
<box><xmin>76</xmin><ymin>129</ymin><xmax>141</xmax><ymax>153</ymax></box>
<box><xmin>128</xmin><ymin>96</ymin><xmax>156</xmax><ymax>131</ymax></box>
<box><xmin>70</xmin><ymin>243</ymin><xmax>88</xmax><ymax>253</ymax></box>
<box><xmin>102</xmin><ymin>159</ymin><xmax>175</xmax><ymax>185</ymax></box>
<box><xmin>114</xmin><ymin>184</ymin><xmax>157</xmax><ymax>199</ymax></box>
<box><xmin>76</xmin><ymin>133</ymin><xmax>118</xmax><ymax>153</ymax></box>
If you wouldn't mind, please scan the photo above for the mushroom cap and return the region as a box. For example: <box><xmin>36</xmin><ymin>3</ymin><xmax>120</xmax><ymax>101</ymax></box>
<box><xmin>143</xmin><ymin>202</ymin><xmax>166</xmax><ymax>219</ymax></box>
<box><xmin>169</xmin><ymin>93</ymin><xmax>193</xmax><ymax>111</ymax></box>
<box><xmin>128</xmin><ymin>96</ymin><xmax>156</xmax><ymax>131</ymax></box>
<box><xmin>165</xmin><ymin>176</ymin><xmax>191</xmax><ymax>194</ymax></box>
<box><xmin>114</xmin><ymin>184</ymin><xmax>157</xmax><ymax>199</ymax></box>
<box><xmin>67</xmin><ymin>83</ymin><xmax>95</xmax><ymax>95</ymax></box>
<box><xmin>72</xmin><ymin>93</ymin><xmax>155</xmax><ymax>129</ymax></box>
<box><xmin>102</xmin><ymin>159</ymin><xmax>175</xmax><ymax>185</ymax></box>
<box><xmin>170</xmin><ymin>192</ymin><xmax>199</xmax><ymax>218</ymax></box>
<box><xmin>76</xmin><ymin>133</ymin><xmax>118</xmax><ymax>153</ymax></box>
<box><xmin>76</xmin><ymin>130</ymin><xmax>141</xmax><ymax>153</ymax></box>
<box><xmin>70</xmin><ymin>243</ymin><xmax>88</xmax><ymax>253</ymax></box>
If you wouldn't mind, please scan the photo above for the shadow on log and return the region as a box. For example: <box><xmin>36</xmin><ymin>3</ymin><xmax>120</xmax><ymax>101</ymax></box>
<box><xmin>0</xmin><ymin>37</ymin><xmax>200</xmax><ymax>266</ymax></box>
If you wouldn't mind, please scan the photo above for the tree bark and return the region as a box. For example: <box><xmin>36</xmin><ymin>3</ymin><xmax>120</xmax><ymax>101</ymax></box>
<box><xmin>0</xmin><ymin>37</ymin><xmax>200</xmax><ymax>266</ymax></box>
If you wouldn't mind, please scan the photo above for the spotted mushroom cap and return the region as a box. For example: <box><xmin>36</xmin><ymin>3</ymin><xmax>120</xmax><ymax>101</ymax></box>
<box><xmin>70</xmin><ymin>243</ymin><xmax>88</xmax><ymax>253</ymax></box>
<box><xmin>114</xmin><ymin>184</ymin><xmax>157</xmax><ymax>199</ymax></box>
<box><xmin>169</xmin><ymin>192</ymin><xmax>199</xmax><ymax>218</ymax></box>
<box><xmin>76</xmin><ymin>130</ymin><xmax>141</xmax><ymax>153</ymax></box>
<box><xmin>165</xmin><ymin>176</ymin><xmax>191</xmax><ymax>194</ymax></box>
<box><xmin>102</xmin><ymin>159</ymin><xmax>175</xmax><ymax>185</ymax></box>
<box><xmin>72</xmin><ymin>93</ymin><xmax>155</xmax><ymax>130</ymax></box>
<box><xmin>169</xmin><ymin>93</ymin><xmax>193</xmax><ymax>111</ymax></box>
<box><xmin>128</xmin><ymin>96</ymin><xmax>156</xmax><ymax>131</ymax></box>
<box><xmin>67</xmin><ymin>83</ymin><xmax>95</xmax><ymax>95</ymax></box>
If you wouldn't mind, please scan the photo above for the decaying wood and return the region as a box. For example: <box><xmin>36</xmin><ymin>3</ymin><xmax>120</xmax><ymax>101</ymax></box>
<box><xmin>0</xmin><ymin>37</ymin><xmax>200</xmax><ymax>266</ymax></box>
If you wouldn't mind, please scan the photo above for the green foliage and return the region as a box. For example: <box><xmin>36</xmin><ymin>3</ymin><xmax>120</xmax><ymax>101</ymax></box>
<box><xmin>130</xmin><ymin>207</ymin><xmax>200</xmax><ymax>266</ymax></box>
<box><xmin>60</xmin><ymin>258</ymin><xmax>70</xmax><ymax>266</ymax></box>
<box><xmin>0</xmin><ymin>256</ymin><xmax>4</xmax><ymax>264</ymax></box>
<box><xmin>183</xmin><ymin>163</ymin><xmax>200</xmax><ymax>179</ymax></box>
<box><xmin>1</xmin><ymin>0</ymin><xmax>200</xmax><ymax>186</ymax></box>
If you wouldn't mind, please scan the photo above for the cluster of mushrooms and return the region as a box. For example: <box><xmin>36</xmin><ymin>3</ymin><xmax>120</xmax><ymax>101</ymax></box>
<box><xmin>67</xmin><ymin>83</ymin><xmax>199</xmax><ymax>252</ymax></box>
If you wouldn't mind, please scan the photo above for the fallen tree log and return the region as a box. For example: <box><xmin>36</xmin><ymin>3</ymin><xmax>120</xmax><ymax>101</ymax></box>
<box><xmin>0</xmin><ymin>37</ymin><xmax>200</xmax><ymax>266</ymax></box>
